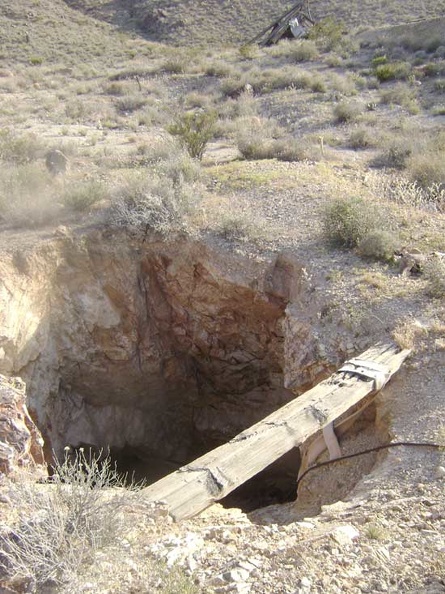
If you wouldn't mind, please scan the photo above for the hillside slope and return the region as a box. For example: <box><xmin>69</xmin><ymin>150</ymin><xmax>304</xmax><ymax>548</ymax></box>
<box><xmin>0</xmin><ymin>0</ymin><xmax>129</xmax><ymax>67</ymax></box>
<box><xmin>63</xmin><ymin>0</ymin><xmax>445</xmax><ymax>45</ymax></box>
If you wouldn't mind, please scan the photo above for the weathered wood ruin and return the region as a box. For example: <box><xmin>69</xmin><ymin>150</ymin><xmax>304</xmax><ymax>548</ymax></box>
<box><xmin>248</xmin><ymin>0</ymin><xmax>315</xmax><ymax>46</ymax></box>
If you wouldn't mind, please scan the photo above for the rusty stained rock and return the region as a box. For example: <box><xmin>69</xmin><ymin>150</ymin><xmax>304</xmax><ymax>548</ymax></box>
<box><xmin>0</xmin><ymin>374</ymin><xmax>45</xmax><ymax>475</ymax></box>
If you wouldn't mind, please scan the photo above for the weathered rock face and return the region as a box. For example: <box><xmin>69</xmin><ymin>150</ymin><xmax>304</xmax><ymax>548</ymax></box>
<box><xmin>0</xmin><ymin>374</ymin><xmax>45</xmax><ymax>475</ymax></box>
<box><xmin>0</xmin><ymin>231</ymin><xmax>327</xmax><ymax>469</ymax></box>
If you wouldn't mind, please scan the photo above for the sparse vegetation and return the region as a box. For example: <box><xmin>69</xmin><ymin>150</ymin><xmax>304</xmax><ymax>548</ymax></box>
<box><xmin>63</xmin><ymin>181</ymin><xmax>107</xmax><ymax>212</ymax></box>
<box><xmin>0</xmin><ymin>449</ymin><xmax>134</xmax><ymax>588</ymax></box>
<box><xmin>357</xmin><ymin>229</ymin><xmax>399</xmax><ymax>262</ymax></box>
<box><xmin>374</xmin><ymin>61</ymin><xmax>412</xmax><ymax>82</ymax></box>
<box><xmin>333</xmin><ymin>100</ymin><xmax>364</xmax><ymax>123</ymax></box>
<box><xmin>168</xmin><ymin>110</ymin><xmax>217</xmax><ymax>160</ymax></box>
<box><xmin>424</xmin><ymin>256</ymin><xmax>445</xmax><ymax>298</ymax></box>
<box><xmin>322</xmin><ymin>196</ymin><xmax>388</xmax><ymax>249</ymax></box>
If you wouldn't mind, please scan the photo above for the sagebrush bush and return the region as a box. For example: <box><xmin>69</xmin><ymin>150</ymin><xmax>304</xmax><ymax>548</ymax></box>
<box><xmin>235</xmin><ymin>117</ymin><xmax>309</xmax><ymax>161</ymax></box>
<box><xmin>349</xmin><ymin>127</ymin><xmax>376</xmax><ymax>149</ymax></box>
<box><xmin>424</xmin><ymin>257</ymin><xmax>445</xmax><ymax>298</ymax></box>
<box><xmin>333</xmin><ymin>100</ymin><xmax>364</xmax><ymax>123</ymax></box>
<box><xmin>63</xmin><ymin>181</ymin><xmax>107</xmax><ymax>212</ymax></box>
<box><xmin>0</xmin><ymin>449</ymin><xmax>135</xmax><ymax>588</ymax></box>
<box><xmin>108</xmin><ymin>168</ymin><xmax>200</xmax><ymax>237</ymax></box>
<box><xmin>115</xmin><ymin>94</ymin><xmax>147</xmax><ymax>113</ymax></box>
<box><xmin>357</xmin><ymin>229</ymin><xmax>399</xmax><ymax>262</ymax></box>
<box><xmin>322</xmin><ymin>196</ymin><xmax>387</xmax><ymax>248</ymax></box>
<box><xmin>168</xmin><ymin>109</ymin><xmax>217</xmax><ymax>160</ymax></box>
<box><xmin>269</xmin><ymin>39</ymin><xmax>318</xmax><ymax>62</ymax></box>
<box><xmin>380</xmin><ymin>83</ymin><xmax>419</xmax><ymax>113</ymax></box>
<box><xmin>408</xmin><ymin>152</ymin><xmax>445</xmax><ymax>189</ymax></box>
<box><xmin>375</xmin><ymin>141</ymin><xmax>412</xmax><ymax>169</ymax></box>
<box><xmin>0</xmin><ymin>129</ymin><xmax>42</xmax><ymax>164</ymax></box>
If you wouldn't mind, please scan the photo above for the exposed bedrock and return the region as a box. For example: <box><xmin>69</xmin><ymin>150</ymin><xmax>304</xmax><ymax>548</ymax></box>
<box><xmin>0</xmin><ymin>231</ymin><xmax>330</xmax><ymax>470</ymax></box>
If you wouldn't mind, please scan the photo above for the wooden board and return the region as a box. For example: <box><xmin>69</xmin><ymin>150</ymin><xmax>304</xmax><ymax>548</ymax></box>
<box><xmin>142</xmin><ymin>343</ymin><xmax>410</xmax><ymax>520</ymax></box>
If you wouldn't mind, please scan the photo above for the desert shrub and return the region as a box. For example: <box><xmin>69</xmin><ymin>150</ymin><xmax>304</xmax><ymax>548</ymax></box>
<box><xmin>168</xmin><ymin>109</ymin><xmax>217</xmax><ymax>160</ymax></box>
<box><xmin>434</xmin><ymin>79</ymin><xmax>445</xmax><ymax>92</ymax></box>
<box><xmin>380</xmin><ymin>83</ymin><xmax>419</xmax><ymax>113</ymax></box>
<box><xmin>0</xmin><ymin>129</ymin><xmax>43</xmax><ymax>164</ymax></box>
<box><xmin>424</xmin><ymin>257</ymin><xmax>445</xmax><ymax>298</ymax></box>
<box><xmin>328</xmin><ymin>73</ymin><xmax>358</xmax><ymax>96</ymax></box>
<box><xmin>0</xmin><ymin>163</ymin><xmax>60</xmax><ymax>226</ymax></box>
<box><xmin>308</xmin><ymin>17</ymin><xmax>346</xmax><ymax>52</ymax></box>
<box><xmin>220</xmin><ymin>75</ymin><xmax>248</xmax><ymax>98</ymax></box>
<box><xmin>377</xmin><ymin>175</ymin><xmax>445</xmax><ymax>211</ymax></box>
<box><xmin>237</xmin><ymin>136</ymin><xmax>310</xmax><ymax>162</ymax></box>
<box><xmin>267</xmin><ymin>39</ymin><xmax>317</xmax><ymax>61</ymax></box>
<box><xmin>372</xmin><ymin>55</ymin><xmax>388</xmax><ymax>67</ymax></box>
<box><xmin>115</xmin><ymin>94</ymin><xmax>147</xmax><ymax>113</ymax></box>
<box><xmin>408</xmin><ymin>152</ymin><xmax>445</xmax><ymax>189</ymax></box>
<box><xmin>292</xmin><ymin>40</ymin><xmax>319</xmax><ymax>62</ymax></box>
<box><xmin>271</xmin><ymin>137</ymin><xmax>313</xmax><ymax>162</ymax></box>
<box><xmin>239</xmin><ymin>44</ymin><xmax>260</xmax><ymax>60</ymax></box>
<box><xmin>357</xmin><ymin>229</ymin><xmax>399</xmax><ymax>262</ymax></box>
<box><xmin>108</xmin><ymin>169</ymin><xmax>200</xmax><ymax>237</ymax></box>
<box><xmin>322</xmin><ymin>196</ymin><xmax>387</xmax><ymax>248</ymax></box>
<box><xmin>374</xmin><ymin>61</ymin><xmax>411</xmax><ymax>82</ymax></box>
<box><xmin>104</xmin><ymin>81</ymin><xmax>127</xmax><ymax>96</ymax></box>
<box><xmin>63</xmin><ymin>181</ymin><xmax>106</xmax><ymax>212</ymax></box>
<box><xmin>349</xmin><ymin>127</ymin><xmax>375</xmax><ymax>149</ymax></box>
<box><xmin>333</xmin><ymin>100</ymin><xmax>364</xmax><ymax>123</ymax></box>
<box><xmin>184</xmin><ymin>91</ymin><xmax>213</xmax><ymax>109</ymax></box>
<box><xmin>0</xmin><ymin>449</ymin><xmax>134</xmax><ymax>588</ymax></box>
<box><xmin>204</xmin><ymin>60</ymin><xmax>234</xmax><ymax>77</ymax></box>
<box><xmin>375</xmin><ymin>141</ymin><xmax>412</xmax><ymax>169</ymax></box>
<box><xmin>162</xmin><ymin>58</ymin><xmax>187</xmax><ymax>74</ymax></box>
<box><xmin>236</xmin><ymin>117</ymin><xmax>283</xmax><ymax>160</ymax></box>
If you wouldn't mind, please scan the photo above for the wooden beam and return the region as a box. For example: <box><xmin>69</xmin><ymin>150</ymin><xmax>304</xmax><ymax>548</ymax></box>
<box><xmin>143</xmin><ymin>343</ymin><xmax>410</xmax><ymax>520</ymax></box>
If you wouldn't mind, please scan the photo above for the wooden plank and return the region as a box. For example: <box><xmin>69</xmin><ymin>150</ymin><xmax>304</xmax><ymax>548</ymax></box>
<box><xmin>143</xmin><ymin>343</ymin><xmax>410</xmax><ymax>520</ymax></box>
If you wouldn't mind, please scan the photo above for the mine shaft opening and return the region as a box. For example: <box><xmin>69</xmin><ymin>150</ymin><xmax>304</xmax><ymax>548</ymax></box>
<box><xmin>9</xmin><ymin>239</ymin><xmax>389</xmax><ymax>514</ymax></box>
<box><xmin>59</xmin><ymin>399</ymin><xmax>384</xmax><ymax>515</ymax></box>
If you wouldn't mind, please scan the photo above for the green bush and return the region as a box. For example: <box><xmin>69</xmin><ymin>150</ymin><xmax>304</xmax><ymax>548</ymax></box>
<box><xmin>168</xmin><ymin>110</ymin><xmax>217</xmax><ymax>160</ymax></box>
<box><xmin>63</xmin><ymin>181</ymin><xmax>106</xmax><ymax>212</ymax></box>
<box><xmin>308</xmin><ymin>17</ymin><xmax>346</xmax><ymax>52</ymax></box>
<box><xmin>322</xmin><ymin>196</ymin><xmax>386</xmax><ymax>248</ymax></box>
<box><xmin>357</xmin><ymin>229</ymin><xmax>398</xmax><ymax>262</ymax></box>
<box><xmin>374</xmin><ymin>61</ymin><xmax>411</xmax><ymax>82</ymax></box>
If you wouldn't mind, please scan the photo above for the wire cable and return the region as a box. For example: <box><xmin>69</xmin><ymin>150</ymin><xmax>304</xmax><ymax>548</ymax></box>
<box><xmin>296</xmin><ymin>441</ymin><xmax>444</xmax><ymax>489</ymax></box>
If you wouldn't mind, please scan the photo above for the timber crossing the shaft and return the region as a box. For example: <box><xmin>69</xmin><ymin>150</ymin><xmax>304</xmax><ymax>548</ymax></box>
<box><xmin>143</xmin><ymin>342</ymin><xmax>411</xmax><ymax>521</ymax></box>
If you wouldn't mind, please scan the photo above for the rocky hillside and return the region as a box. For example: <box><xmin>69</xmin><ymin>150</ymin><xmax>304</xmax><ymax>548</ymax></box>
<box><xmin>64</xmin><ymin>0</ymin><xmax>445</xmax><ymax>45</ymax></box>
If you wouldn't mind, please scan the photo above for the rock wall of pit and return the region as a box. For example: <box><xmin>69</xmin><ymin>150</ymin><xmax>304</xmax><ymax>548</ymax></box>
<box><xmin>0</xmin><ymin>231</ymin><xmax>327</xmax><ymax>464</ymax></box>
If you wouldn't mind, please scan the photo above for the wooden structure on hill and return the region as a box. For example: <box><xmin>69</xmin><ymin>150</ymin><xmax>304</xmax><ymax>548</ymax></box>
<box><xmin>248</xmin><ymin>0</ymin><xmax>315</xmax><ymax>46</ymax></box>
<box><xmin>143</xmin><ymin>343</ymin><xmax>410</xmax><ymax>521</ymax></box>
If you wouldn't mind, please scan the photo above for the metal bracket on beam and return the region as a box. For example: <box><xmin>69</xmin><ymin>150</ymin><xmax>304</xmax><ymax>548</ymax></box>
<box><xmin>338</xmin><ymin>358</ymin><xmax>391</xmax><ymax>391</ymax></box>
